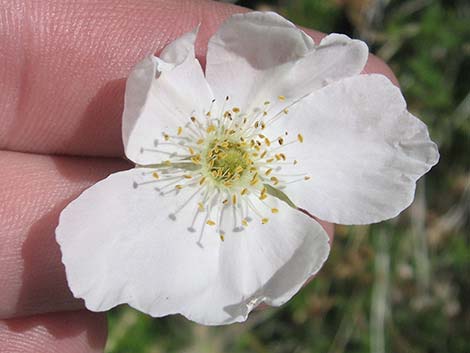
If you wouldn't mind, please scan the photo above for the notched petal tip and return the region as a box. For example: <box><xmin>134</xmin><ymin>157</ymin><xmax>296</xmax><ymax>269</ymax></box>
<box><xmin>160</xmin><ymin>24</ymin><xmax>201</xmax><ymax>65</ymax></box>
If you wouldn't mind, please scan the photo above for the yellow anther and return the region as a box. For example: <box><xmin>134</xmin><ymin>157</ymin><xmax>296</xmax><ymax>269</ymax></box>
<box><xmin>241</xmin><ymin>188</ymin><xmax>249</xmax><ymax>195</ymax></box>
<box><xmin>232</xmin><ymin>107</ymin><xmax>240</xmax><ymax>113</ymax></box>
<box><xmin>183</xmin><ymin>175</ymin><xmax>192</xmax><ymax>179</ymax></box>
<box><xmin>219</xmin><ymin>234</ymin><xmax>225</xmax><ymax>241</ymax></box>
<box><xmin>265</xmin><ymin>168</ymin><xmax>273</xmax><ymax>176</ymax></box>
<box><xmin>199</xmin><ymin>176</ymin><xmax>206</xmax><ymax>185</ymax></box>
<box><xmin>278</xmin><ymin>137</ymin><xmax>284</xmax><ymax>145</ymax></box>
<box><xmin>261</xmin><ymin>218</ymin><xmax>269</xmax><ymax>224</ymax></box>
<box><xmin>278</xmin><ymin>95</ymin><xmax>286</xmax><ymax>101</ymax></box>
<box><xmin>270</xmin><ymin>176</ymin><xmax>279</xmax><ymax>185</ymax></box>
<box><xmin>177</xmin><ymin>126</ymin><xmax>183</xmax><ymax>136</ymax></box>
<box><xmin>223</xmin><ymin>199</ymin><xmax>229</xmax><ymax>205</ymax></box>
<box><xmin>163</xmin><ymin>160</ymin><xmax>172</xmax><ymax>166</ymax></box>
<box><xmin>271</xmin><ymin>208</ymin><xmax>279</xmax><ymax>214</ymax></box>
<box><xmin>263</xmin><ymin>111</ymin><xmax>268</xmax><ymax>116</ymax></box>
<box><xmin>232</xmin><ymin>194</ymin><xmax>237</xmax><ymax>204</ymax></box>
<box><xmin>235</xmin><ymin>166</ymin><xmax>244</xmax><ymax>174</ymax></box>
<box><xmin>279</xmin><ymin>153</ymin><xmax>286</xmax><ymax>160</ymax></box>
<box><xmin>267</xmin><ymin>158</ymin><xmax>274</xmax><ymax>163</ymax></box>
<box><xmin>163</xmin><ymin>133</ymin><xmax>170</xmax><ymax>141</ymax></box>
<box><xmin>198</xmin><ymin>202</ymin><xmax>205</xmax><ymax>211</ymax></box>
<box><xmin>188</xmin><ymin>147</ymin><xmax>195</xmax><ymax>155</ymax></box>
<box><xmin>190</xmin><ymin>116</ymin><xmax>197</xmax><ymax>123</ymax></box>
<box><xmin>206</xmin><ymin>220</ymin><xmax>216</xmax><ymax>226</ymax></box>
<box><xmin>304</xmin><ymin>176</ymin><xmax>311</xmax><ymax>180</ymax></box>
<box><xmin>297</xmin><ymin>134</ymin><xmax>304</xmax><ymax>143</ymax></box>
<box><xmin>293</xmin><ymin>160</ymin><xmax>298</xmax><ymax>165</ymax></box>
<box><xmin>175</xmin><ymin>185</ymin><xmax>183</xmax><ymax>190</ymax></box>
<box><xmin>260</xmin><ymin>150</ymin><xmax>267</xmax><ymax>158</ymax></box>
<box><xmin>259</xmin><ymin>193</ymin><xmax>268</xmax><ymax>200</ymax></box>
<box><xmin>283</xmin><ymin>108</ymin><xmax>289</xmax><ymax>114</ymax></box>
<box><xmin>197</xmin><ymin>139</ymin><xmax>204</xmax><ymax>145</ymax></box>
<box><xmin>242</xmin><ymin>219</ymin><xmax>249</xmax><ymax>227</ymax></box>
<box><xmin>206</xmin><ymin>125</ymin><xmax>216</xmax><ymax>133</ymax></box>
<box><xmin>152</xmin><ymin>172</ymin><xmax>160</xmax><ymax>179</ymax></box>
<box><xmin>264</xmin><ymin>138</ymin><xmax>271</xmax><ymax>147</ymax></box>
<box><xmin>206</xmin><ymin>111</ymin><xmax>211</xmax><ymax>117</ymax></box>
<box><xmin>191</xmin><ymin>156</ymin><xmax>201</xmax><ymax>165</ymax></box>
<box><xmin>258</xmin><ymin>134</ymin><xmax>265</xmax><ymax>139</ymax></box>
<box><xmin>261</xmin><ymin>122</ymin><xmax>266</xmax><ymax>130</ymax></box>
<box><xmin>250</xmin><ymin>177</ymin><xmax>259</xmax><ymax>186</ymax></box>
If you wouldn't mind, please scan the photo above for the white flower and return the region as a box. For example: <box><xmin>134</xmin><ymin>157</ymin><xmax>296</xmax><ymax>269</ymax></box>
<box><xmin>56</xmin><ymin>12</ymin><xmax>439</xmax><ymax>325</ymax></box>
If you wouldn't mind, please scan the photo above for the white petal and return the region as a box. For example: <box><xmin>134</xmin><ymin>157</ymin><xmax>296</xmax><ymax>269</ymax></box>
<box><xmin>267</xmin><ymin>74</ymin><xmax>439</xmax><ymax>225</ymax></box>
<box><xmin>215</xmin><ymin>195</ymin><xmax>330</xmax><ymax>322</ymax></box>
<box><xmin>206</xmin><ymin>12</ymin><xmax>368</xmax><ymax>116</ymax></box>
<box><xmin>122</xmin><ymin>29</ymin><xmax>214</xmax><ymax>165</ymax></box>
<box><xmin>56</xmin><ymin>169</ymin><xmax>330</xmax><ymax>325</ymax></box>
<box><xmin>160</xmin><ymin>26</ymin><xmax>200</xmax><ymax>65</ymax></box>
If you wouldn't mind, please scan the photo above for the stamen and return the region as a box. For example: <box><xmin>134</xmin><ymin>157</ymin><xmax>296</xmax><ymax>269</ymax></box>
<box><xmin>140</xmin><ymin>93</ymin><xmax>310</xmax><ymax>243</ymax></box>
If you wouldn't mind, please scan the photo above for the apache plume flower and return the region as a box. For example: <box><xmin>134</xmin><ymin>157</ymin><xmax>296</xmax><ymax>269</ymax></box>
<box><xmin>56</xmin><ymin>12</ymin><xmax>439</xmax><ymax>325</ymax></box>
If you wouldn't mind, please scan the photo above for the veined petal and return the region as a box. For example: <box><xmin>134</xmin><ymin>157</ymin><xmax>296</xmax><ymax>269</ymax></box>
<box><xmin>122</xmin><ymin>28</ymin><xmax>214</xmax><ymax>165</ymax></box>
<box><xmin>56</xmin><ymin>169</ymin><xmax>330</xmax><ymax>325</ymax></box>
<box><xmin>206</xmin><ymin>12</ymin><xmax>368</xmax><ymax>117</ymax></box>
<box><xmin>267</xmin><ymin>74</ymin><xmax>439</xmax><ymax>225</ymax></box>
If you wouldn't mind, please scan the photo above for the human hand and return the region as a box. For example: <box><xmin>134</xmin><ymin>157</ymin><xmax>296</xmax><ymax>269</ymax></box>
<box><xmin>0</xmin><ymin>0</ymin><xmax>397</xmax><ymax>351</ymax></box>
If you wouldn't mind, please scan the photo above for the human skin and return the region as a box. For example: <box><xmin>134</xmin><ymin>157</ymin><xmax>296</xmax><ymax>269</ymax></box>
<box><xmin>0</xmin><ymin>0</ymin><xmax>397</xmax><ymax>351</ymax></box>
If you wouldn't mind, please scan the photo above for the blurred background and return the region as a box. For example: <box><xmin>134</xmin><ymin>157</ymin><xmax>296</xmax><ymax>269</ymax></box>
<box><xmin>106</xmin><ymin>0</ymin><xmax>469</xmax><ymax>352</ymax></box>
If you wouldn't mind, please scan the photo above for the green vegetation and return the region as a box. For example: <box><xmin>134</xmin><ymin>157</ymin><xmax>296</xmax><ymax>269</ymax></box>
<box><xmin>107</xmin><ymin>1</ymin><xmax>469</xmax><ymax>352</ymax></box>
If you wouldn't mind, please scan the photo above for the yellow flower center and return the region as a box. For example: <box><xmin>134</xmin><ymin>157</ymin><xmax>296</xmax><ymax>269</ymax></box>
<box><xmin>204</xmin><ymin>139</ymin><xmax>252</xmax><ymax>187</ymax></box>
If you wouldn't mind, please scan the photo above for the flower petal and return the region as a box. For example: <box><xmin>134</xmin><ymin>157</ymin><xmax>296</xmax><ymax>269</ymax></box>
<box><xmin>56</xmin><ymin>169</ymin><xmax>330</xmax><ymax>325</ymax></box>
<box><xmin>206</xmin><ymin>12</ymin><xmax>368</xmax><ymax>116</ymax></box>
<box><xmin>267</xmin><ymin>74</ymin><xmax>439</xmax><ymax>224</ymax></box>
<box><xmin>215</xmin><ymin>195</ymin><xmax>330</xmax><ymax>322</ymax></box>
<box><xmin>122</xmin><ymin>28</ymin><xmax>214</xmax><ymax>165</ymax></box>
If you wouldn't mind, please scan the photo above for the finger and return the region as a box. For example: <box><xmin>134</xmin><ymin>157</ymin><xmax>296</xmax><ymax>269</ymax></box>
<box><xmin>0</xmin><ymin>150</ymin><xmax>332</xmax><ymax>319</ymax></box>
<box><xmin>0</xmin><ymin>0</ymin><xmax>396</xmax><ymax>157</ymax></box>
<box><xmin>0</xmin><ymin>310</ymin><xmax>107</xmax><ymax>353</ymax></box>
<box><xmin>0</xmin><ymin>151</ymin><xmax>130</xmax><ymax>319</ymax></box>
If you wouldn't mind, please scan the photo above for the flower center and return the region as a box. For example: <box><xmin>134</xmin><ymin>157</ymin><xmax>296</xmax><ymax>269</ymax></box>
<box><xmin>134</xmin><ymin>96</ymin><xmax>310</xmax><ymax>242</ymax></box>
<box><xmin>204</xmin><ymin>139</ymin><xmax>251</xmax><ymax>187</ymax></box>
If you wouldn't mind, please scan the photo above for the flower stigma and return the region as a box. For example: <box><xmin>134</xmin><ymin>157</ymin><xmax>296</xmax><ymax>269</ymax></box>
<box><xmin>133</xmin><ymin>96</ymin><xmax>310</xmax><ymax>242</ymax></box>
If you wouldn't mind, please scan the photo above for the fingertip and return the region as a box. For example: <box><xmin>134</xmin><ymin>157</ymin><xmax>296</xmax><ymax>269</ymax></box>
<box><xmin>363</xmin><ymin>53</ymin><xmax>400</xmax><ymax>86</ymax></box>
<box><xmin>0</xmin><ymin>311</ymin><xmax>107</xmax><ymax>353</ymax></box>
